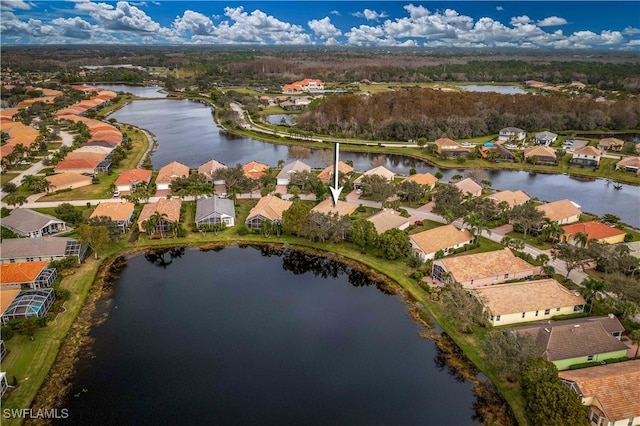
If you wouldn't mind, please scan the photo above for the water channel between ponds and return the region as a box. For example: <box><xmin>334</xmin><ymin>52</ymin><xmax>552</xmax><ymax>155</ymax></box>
<box><xmin>109</xmin><ymin>98</ymin><xmax>640</xmax><ymax>227</ymax></box>
<box><xmin>60</xmin><ymin>246</ymin><xmax>480</xmax><ymax>425</ymax></box>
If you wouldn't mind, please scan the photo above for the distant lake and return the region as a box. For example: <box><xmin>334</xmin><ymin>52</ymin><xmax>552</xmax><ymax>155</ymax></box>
<box><xmin>88</xmin><ymin>84</ymin><xmax>167</xmax><ymax>98</ymax></box>
<box><xmin>110</xmin><ymin>98</ymin><xmax>640</xmax><ymax>227</ymax></box>
<box><xmin>60</xmin><ymin>246</ymin><xmax>479</xmax><ymax>425</ymax></box>
<box><xmin>460</xmin><ymin>85</ymin><xmax>527</xmax><ymax>94</ymax></box>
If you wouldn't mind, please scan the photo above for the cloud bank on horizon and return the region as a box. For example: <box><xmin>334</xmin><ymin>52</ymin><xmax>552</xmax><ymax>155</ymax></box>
<box><xmin>1</xmin><ymin>1</ymin><xmax>639</xmax><ymax>50</ymax></box>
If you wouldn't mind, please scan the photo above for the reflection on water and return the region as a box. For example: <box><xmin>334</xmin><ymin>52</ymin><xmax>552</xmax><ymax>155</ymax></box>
<box><xmin>61</xmin><ymin>246</ymin><xmax>479</xmax><ymax>425</ymax></box>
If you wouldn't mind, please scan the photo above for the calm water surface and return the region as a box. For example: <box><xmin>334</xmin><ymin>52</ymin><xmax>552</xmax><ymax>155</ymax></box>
<box><xmin>88</xmin><ymin>84</ymin><xmax>167</xmax><ymax>98</ymax></box>
<box><xmin>61</xmin><ymin>246</ymin><xmax>478</xmax><ymax>425</ymax></box>
<box><xmin>110</xmin><ymin>99</ymin><xmax>639</xmax><ymax>227</ymax></box>
<box><xmin>460</xmin><ymin>85</ymin><xmax>527</xmax><ymax>94</ymax></box>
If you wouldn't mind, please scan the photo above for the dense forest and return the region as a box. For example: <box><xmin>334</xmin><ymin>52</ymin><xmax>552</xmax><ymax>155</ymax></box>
<box><xmin>295</xmin><ymin>89</ymin><xmax>640</xmax><ymax>141</ymax></box>
<box><xmin>3</xmin><ymin>45</ymin><xmax>640</xmax><ymax>91</ymax></box>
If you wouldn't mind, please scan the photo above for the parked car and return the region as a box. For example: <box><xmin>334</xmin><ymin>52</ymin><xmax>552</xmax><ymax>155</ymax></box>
<box><xmin>113</xmin><ymin>191</ymin><xmax>120</xmax><ymax>197</ymax></box>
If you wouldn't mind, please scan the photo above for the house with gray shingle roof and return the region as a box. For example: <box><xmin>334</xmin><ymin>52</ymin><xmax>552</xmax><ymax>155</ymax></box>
<box><xmin>1</xmin><ymin>208</ymin><xmax>67</xmax><ymax>238</ymax></box>
<box><xmin>0</xmin><ymin>237</ymin><xmax>86</xmax><ymax>264</ymax></box>
<box><xmin>513</xmin><ymin>316</ymin><xmax>628</xmax><ymax>370</ymax></box>
<box><xmin>195</xmin><ymin>196</ymin><xmax>235</xmax><ymax>228</ymax></box>
<box><xmin>276</xmin><ymin>160</ymin><xmax>311</xmax><ymax>186</ymax></box>
<box><xmin>533</xmin><ymin>131</ymin><xmax>558</xmax><ymax>146</ymax></box>
<box><xmin>499</xmin><ymin>127</ymin><xmax>526</xmax><ymax>141</ymax></box>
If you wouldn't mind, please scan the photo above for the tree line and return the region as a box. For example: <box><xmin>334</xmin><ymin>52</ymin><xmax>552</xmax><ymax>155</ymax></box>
<box><xmin>295</xmin><ymin>88</ymin><xmax>640</xmax><ymax>141</ymax></box>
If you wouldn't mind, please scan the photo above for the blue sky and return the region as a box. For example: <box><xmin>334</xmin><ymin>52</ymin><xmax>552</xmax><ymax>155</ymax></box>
<box><xmin>1</xmin><ymin>1</ymin><xmax>639</xmax><ymax>49</ymax></box>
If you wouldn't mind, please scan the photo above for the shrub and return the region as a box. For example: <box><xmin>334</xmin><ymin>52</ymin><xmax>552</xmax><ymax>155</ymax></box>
<box><xmin>237</xmin><ymin>225</ymin><xmax>249</xmax><ymax>236</ymax></box>
<box><xmin>1</xmin><ymin>325</ymin><xmax>14</xmax><ymax>340</ymax></box>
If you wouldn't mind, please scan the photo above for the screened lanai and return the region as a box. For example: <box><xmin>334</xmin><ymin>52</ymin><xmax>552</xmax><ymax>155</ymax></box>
<box><xmin>1</xmin><ymin>288</ymin><xmax>55</xmax><ymax>325</ymax></box>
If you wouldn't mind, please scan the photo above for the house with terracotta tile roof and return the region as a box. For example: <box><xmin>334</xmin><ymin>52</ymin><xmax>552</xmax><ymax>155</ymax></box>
<box><xmin>597</xmin><ymin>137</ymin><xmax>624</xmax><ymax>152</ymax></box>
<box><xmin>277</xmin><ymin>160</ymin><xmax>311</xmax><ymax>186</ymax></box>
<box><xmin>1</xmin><ymin>208</ymin><xmax>67</xmax><ymax>238</ymax></box>
<box><xmin>615</xmin><ymin>156</ymin><xmax>640</xmax><ymax>175</ymax></box>
<box><xmin>524</xmin><ymin>146</ymin><xmax>557</xmax><ymax>164</ymax></box>
<box><xmin>453</xmin><ymin>178</ymin><xmax>483</xmax><ymax>198</ymax></box>
<box><xmin>537</xmin><ymin>199</ymin><xmax>582</xmax><ymax>224</ymax></box>
<box><xmin>245</xmin><ymin>195</ymin><xmax>292</xmax><ymax>229</ymax></box>
<box><xmin>51</xmin><ymin>156</ymin><xmax>94</xmax><ymax>172</ymax></box>
<box><xmin>45</xmin><ymin>173</ymin><xmax>93</xmax><ymax>191</ymax></box>
<box><xmin>559</xmin><ymin>360</ymin><xmax>640</xmax><ymax>426</ymax></box>
<box><xmin>90</xmin><ymin>202</ymin><xmax>135</xmax><ymax>233</ymax></box>
<box><xmin>115</xmin><ymin>169</ymin><xmax>152</xmax><ymax>193</ymax></box>
<box><xmin>0</xmin><ymin>237</ymin><xmax>86</xmax><ymax>264</ymax></box>
<box><xmin>138</xmin><ymin>198</ymin><xmax>182</xmax><ymax>235</ymax></box>
<box><xmin>353</xmin><ymin>166</ymin><xmax>395</xmax><ymax>189</ymax></box>
<box><xmin>198</xmin><ymin>159</ymin><xmax>227</xmax><ymax>184</ymax></box>
<box><xmin>487</xmin><ymin>190</ymin><xmax>530</xmax><ymax>208</ymax></box>
<box><xmin>570</xmin><ymin>146</ymin><xmax>603</xmax><ymax>168</ymax></box>
<box><xmin>561</xmin><ymin>221</ymin><xmax>627</xmax><ymax>245</ymax></box>
<box><xmin>434</xmin><ymin>138</ymin><xmax>471</xmax><ymax>159</ymax></box>
<box><xmin>475</xmin><ymin>279</ymin><xmax>585</xmax><ymax>326</ymax></box>
<box><xmin>366</xmin><ymin>209</ymin><xmax>411</xmax><ymax>234</ymax></box>
<box><xmin>242</xmin><ymin>161</ymin><xmax>269</xmax><ymax>180</ymax></box>
<box><xmin>432</xmin><ymin>248</ymin><xmax>540</xmax><ymax>288</ymax></box>
<box><xmin>513</xmin><ymin>316</ymin><xmax>629</xmax><ymax>370</ymax></box>
<box><xmin>0</xmin><ymin>261</ymin><xmax>57</xmax><ymax>289</ymax></box>
<box><xmin>402</xmin><ymin>173</ymin><xmax>438</xmax><ymax>190</ymax></box>
<box><xmin>155</xmin><ymin>161</ymin><xmax>189</xmax><ymax>191</ymax></box>
<box><xmin>410</xmin><ymin>224</ymin><xmax>474</xmax><ymax>261</ymax></box>
<box><xmin>317</xmin><ymin>161</ymin><xmax>354</xmax><ymax>184</ymax></box>
<box><xmin>310</xmin><ymin>199</ymin><xmax>356</xmax><ymax>218</ymax></box>
<box><xmin>282</xmin><ymin>78</ymin><xmax>324</xmax><ymax>93</ymax></box>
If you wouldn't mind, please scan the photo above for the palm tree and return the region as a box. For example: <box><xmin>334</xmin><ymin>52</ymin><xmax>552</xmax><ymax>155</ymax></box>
<box><xmin>580</xmin><ymin>277</ymin><xmax>605</xmax><ymax>313</ymax></box>
<box><xmin>536</xmin><ymin>253</ymin><xmax>550</xmax><ymax>267</ymax></box>
<box><xmin>574</xmin><ymin>231</ymin><xmax>589</xmax><ymax>248</ymax></box>
<box><xmin>463</xmin><ymin>212</ymin><xmax>488</xmax><ymax>243</ymax></box>
<box><xmin>150</xmin><ymin>211</ymin><xmax>168</xmax><ymax>239</ymax></box>
<box><xmin>21</xmin><ymin>174</ymin><xmax>38</xmax><ymax>191</ymax></box>
<box><xmin>142</xmin><ymin>218</ymin><xmax>156</xmax><ymax>237</ymax></box>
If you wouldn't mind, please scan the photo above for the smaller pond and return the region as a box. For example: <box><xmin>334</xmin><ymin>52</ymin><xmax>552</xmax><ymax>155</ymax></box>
<box><xmin>460</xmin><ymin>85</ymin><xmax>527</xmax><ymax>95</ymax></box>
<box><xmin>266</xmin><ymin>114</ymin><xmax>296</xmax><ymax>125</ymax></box>
<box><xmin>88</xmin><ymin>84</ymin><xmax>167</xmax><ymax>98</ymax></box>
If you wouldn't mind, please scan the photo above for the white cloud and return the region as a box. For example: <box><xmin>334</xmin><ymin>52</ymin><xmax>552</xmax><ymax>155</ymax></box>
<box><xmin>622</xmin><ymin>26</ymin><xmax>640</xmax><ymax>35</ymax></box>
<box><xmin>352</xmin><ymin>9</ymin><xmax>388</xmax><ymax>21</ymax></box>
<box><xmin>172</xmin><ymin>10</ymin><xmax>215</xmax><ymax>36</ymax></box>
<box><xmin>537</xmin><ymin>16</ymin><xmax>568</xmax><ymax>27</ymax></box>
<box><xmin>308</xmin><ymin>17</ymin><xmax>341</xmax><ymax>39</ymax></box>
<box><xmin>496</xmin><ymin>6</ymin><xmax>503</xmax><ymax>11</ymax></box>
<box><xmin>510</xmin><ymin>15</ymin><xmax>532</xmax><ymax>25</ymax></box>
<box><xmin>330</xmin><ymin>10</ymin><xmax>340</xmax><ymax>16</ymax></box>
<box><xmin>51</xmin><ymin>16</ymin><xmax>93</xmax><ymax>39</ymax></box>
<box><xmin>74</xmin><ymin>1</ymin><xmax>161</xmax><ymax>32</ymax></box>
<box><xmin>0</xmin><ymin>0</ymin><xmax>31</xmax><ymax>11</ymax></box>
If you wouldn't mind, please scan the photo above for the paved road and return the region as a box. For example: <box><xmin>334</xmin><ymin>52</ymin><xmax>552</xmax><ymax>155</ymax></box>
<box><xmin>0</xmin><ymin>130</ymin><xmax>75</xmax><ymax>200</ymax></box>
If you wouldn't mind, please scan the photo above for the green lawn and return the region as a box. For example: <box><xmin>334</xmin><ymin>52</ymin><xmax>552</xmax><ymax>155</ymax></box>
<box><xmin>1</xmin><ymin>258</ymin><xmax>102</xmax><ymax>425</ymax></box>
<box><xmin>1</xmin><ymin>173</ymin><xmax>19</xmax><ymax>185</ymax></box>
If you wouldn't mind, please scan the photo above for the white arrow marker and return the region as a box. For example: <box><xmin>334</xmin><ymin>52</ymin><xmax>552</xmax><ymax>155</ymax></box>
<box><xmin>329</xmin><ymin>142</ymin><xmax>343</xmax><ymax>206</ymax></box>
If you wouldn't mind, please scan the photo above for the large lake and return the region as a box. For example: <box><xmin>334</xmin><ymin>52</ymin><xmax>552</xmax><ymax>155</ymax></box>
<box><xmin>88</xmin><ymin>84</ymin><xmax>167</xmax><ymax>98</ymax></box>
<box><xmin>61</xmin><ymin>246</ymin><xmax>479</xmax><ymax>425</ymax></box>
<box><xmin>109</xmin><ymin>99</ymin><xmax>640</xmax><ymax>226</ymax></box>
